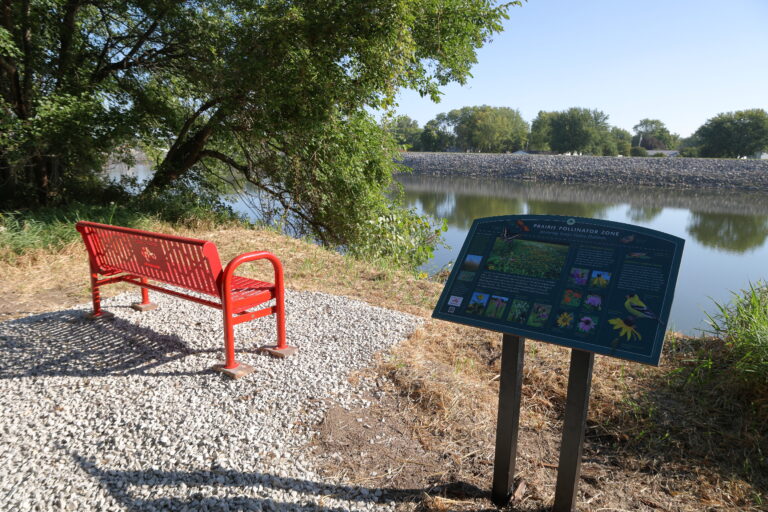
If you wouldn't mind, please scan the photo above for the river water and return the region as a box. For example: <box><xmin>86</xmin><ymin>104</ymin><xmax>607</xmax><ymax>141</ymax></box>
<box><xmin>396</xmin><ymin>174</ymin><xmax>768</xmax><ymax>334</ymax></box>
<box><xmin>107</xmin><ymin>162</ymin><xmax>768</xmax><ymax>334</ymax></box>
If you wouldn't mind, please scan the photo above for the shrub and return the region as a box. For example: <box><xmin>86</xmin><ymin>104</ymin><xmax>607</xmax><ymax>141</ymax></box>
<box><xmin>630</xmin><ymin>146</ymin><xmax>648</xmax><ymax>157</ymax></box>
<box><xmin>679</xmin><ymin>146</ymin><xmax>700</xmax><ymax>158</ymax></box>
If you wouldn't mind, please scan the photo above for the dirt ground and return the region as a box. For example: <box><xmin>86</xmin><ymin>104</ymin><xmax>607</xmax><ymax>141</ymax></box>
<box><xmin>3</xmin><ymin>227</ymin><xmax>766</xmax><ymax>511</ymax></box>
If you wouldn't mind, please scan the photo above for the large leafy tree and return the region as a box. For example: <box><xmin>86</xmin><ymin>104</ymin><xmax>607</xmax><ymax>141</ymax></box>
<box><xmin>0</xmin><ymin>0</ymin><xmax>516</xmax><ymax>261</ymax></box>
<box><xmin>419</xmin><ymin>114</ymin><xmax>456</xmax><ymax>151</ymax></box>
<box><xmin>420</xmin><ymin>105</ymin><xmax>528</xmax><ymax>153</ymax></box>
<box><xmin>696</xmin><ymin>109</ymin><xmax>768</xmax><ymax>158</ymax></box>
<box><xmin>632</xmin><ymin>118</ymin><xmax>679</xmax><ymax>150</ymax></box>
<box><xmin>528</xmin><ymin>110</ymin><xmax>554</xmax><ymax>151</ymax></box>
<box><xmin>382</xmin><ymin>115</ymin><xmax>422</xmax><ymax>151</ymax></box>
<box><xmin>548</xmin><ymin>107</ymin><xmax>611</xmax><ymax>154</ymax></box>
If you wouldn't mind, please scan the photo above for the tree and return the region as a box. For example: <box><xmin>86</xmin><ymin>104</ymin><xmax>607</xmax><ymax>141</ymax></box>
<box><xmin>632</xmin><ymin>118</ymin><xmax>679</xmax><ymax>150</ymax></box>
<box><xmin>0</xmin><ymin>0</ymin><xmax>517</xmax><ymax>263</ymax></box>
<box><xmin>421</xmin><ymin>105</ymin><xmax>528</xmax><ymax>153</ymax></box>
<box><xmin>529</xmin><ymin>111</ymin><xmax>555</xmax><ymax>151</ymax></box>
<box><xmin>610</xmin><ymin>127</ymin><xmax>632</xmax><ymax>156</ymax></box>
<box><xmin>419</xmin><ymin>115</ymin><xmax>456</xmax><ymax>152</ymax></box>
<box><xmin>696</xmin><ymin>109</ymin><xmax>768</xmax><ymax>158</ymax></box>
<box><xmin>549</xmin><ymin>107</ymin><xmax>610</xmax><ymax>154</ymax></box>
<box><xmin>383</xmin><ymin>115</ymin><xmax>422</xmax><ymax>150</ymax></box>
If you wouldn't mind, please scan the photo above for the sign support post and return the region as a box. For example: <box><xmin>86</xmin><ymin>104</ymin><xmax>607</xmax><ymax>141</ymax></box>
<box><xmin>491</xmin><ymin>333</ymin><xmax>525</xmax><ymax>506</ymax></box>
<box><xmin>553</xmin><ymin>349</ymin><xmax>595</xmax><ymax>512</ymax></box>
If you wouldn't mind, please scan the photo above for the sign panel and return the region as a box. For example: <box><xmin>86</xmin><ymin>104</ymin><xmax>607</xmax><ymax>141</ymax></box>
<box><xmin>433</xmin><ymin>215</ymin><xmax>684</xmax><ymax>365</ymax></box>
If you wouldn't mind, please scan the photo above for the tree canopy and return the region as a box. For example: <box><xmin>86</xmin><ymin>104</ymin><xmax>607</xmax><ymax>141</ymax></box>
<box><xmin>382</xmin><ymin>115</ymin><xmax>422</xmax><ymax>150</ymax></box>
<box><xmin>632</xmin><ymin>118</ymin><xmax>679</xmax><ymax>150</ymax></box>
<box><xmin>546</xmin><ymin>108</ymin><xmax>616</xmax><ymax>155</ymax></box>
<box><xmin>415</xmin><ymin>105</ymin><xmax>528</xmax><ymax>152</ymax></box>
<box><xmin>0</xmin><ymin>0</ymin><xmax>517</xmax><ymax>265</ymax></box>
<box><xmin>695</xmin><ymin>109</ymin><xmax>768</xmax><ymax>158</ymax></box>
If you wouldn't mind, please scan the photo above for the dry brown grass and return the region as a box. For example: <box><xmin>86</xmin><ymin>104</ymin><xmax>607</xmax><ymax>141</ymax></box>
<box><xmin>2</xmin><ymin>224</ymin><xmax>766</xmax><ymax>510</ymax></box>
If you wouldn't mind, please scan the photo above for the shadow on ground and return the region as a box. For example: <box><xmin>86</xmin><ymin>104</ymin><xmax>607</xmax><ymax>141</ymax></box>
<box><xmin>0</xmin><ymin>307</ymin><xmax>243</xmax><ymax>379</ymax></box>
<box><xmin>73</xmin><ymin>453</ymin><xmax>509</xmax><ymax>511</ymax></box>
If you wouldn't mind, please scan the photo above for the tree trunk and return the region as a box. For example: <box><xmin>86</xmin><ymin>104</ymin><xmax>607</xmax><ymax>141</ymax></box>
<box><xmin>142</xmin><ymin>124</ymin><xmax>215</xmax><ymax>193</ymax></box>
<box><xmin>32</xmin><ymin>155</ymin><xmax>51</xmax><ymax>205</ymax></box>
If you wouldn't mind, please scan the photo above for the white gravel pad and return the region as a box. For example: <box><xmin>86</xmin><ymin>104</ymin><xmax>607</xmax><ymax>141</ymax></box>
<box><xmin>0</xmin><ymin>290</ymin><xmax>422</xmax><ymax>511</ymax></box>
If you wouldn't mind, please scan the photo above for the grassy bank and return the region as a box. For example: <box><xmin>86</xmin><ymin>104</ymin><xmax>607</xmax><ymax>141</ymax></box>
<box><xmin>1</xmin><ymin>211</ymin><xmax>766</xmax><ymax>510</ymax></box>
<box><xmin>0</xmin><ymin>194</ymin><xmax>244</xmax><ymax>263</ymax></box>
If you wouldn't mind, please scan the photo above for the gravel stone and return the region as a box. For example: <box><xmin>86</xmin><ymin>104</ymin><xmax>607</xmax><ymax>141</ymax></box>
<box><xmin>0</xmin><ymin>290</ymin><xmax>422</xmax><ymax>510</ymax></box>
<box><xmin>400</xmin><ymin>152</ymin><xmax>768</xmax><ymax>191</ymax></box>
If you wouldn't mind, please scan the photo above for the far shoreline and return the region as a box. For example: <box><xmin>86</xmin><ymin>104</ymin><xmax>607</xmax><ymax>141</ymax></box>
<box><xmin>397</xmin><ymin>152</ymin><xmax>768</xmax><ymax>192</ymax></box>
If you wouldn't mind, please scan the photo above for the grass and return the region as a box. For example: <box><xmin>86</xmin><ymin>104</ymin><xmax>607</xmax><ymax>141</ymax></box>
<box><xmin>0</xmin><ymin>198</ymin><xmax>244</xmax><ymax>263</ymax></box>
<box><xmin>705</xmin><ymin>281</ymin><xmax>768</xmax><ymax>390</ymax></box>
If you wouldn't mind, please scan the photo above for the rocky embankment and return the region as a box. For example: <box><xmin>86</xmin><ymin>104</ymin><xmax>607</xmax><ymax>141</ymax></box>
<box><xmin>398</xmin><ymin>152</ymin><xmax>768</xmax><ymax>191</ymax></box>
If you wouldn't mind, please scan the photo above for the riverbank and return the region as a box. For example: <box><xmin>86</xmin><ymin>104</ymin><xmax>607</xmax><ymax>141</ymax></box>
<box><xmin>399</xmin><ymin>152</ymin><xmax>768</xmax><ymax>191</ymax></box>
<box><xmin>1</xmin><ymin>222</ymin><xmax>765</xmax><ymax>510</ymax></box>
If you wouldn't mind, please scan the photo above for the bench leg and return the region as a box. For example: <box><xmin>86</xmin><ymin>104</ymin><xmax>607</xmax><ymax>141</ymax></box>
<box><xmin>212</xmin><ymin>305</ymin><xmax>255</xmax><ymax>379</ymax></box>
<box><xmin>258</xmin><ymin>287</ymin><xmax>298</xmax><ymax>358</ymax></box>
<box><xmin>131</xmin><ymin>278</ymin><xmax>158</xmax><ymax>312</ymax></box>
<box><xmin>85</xmin><ymin>272</ymin><xmax>113</xmax><ymax>320</ymax></box>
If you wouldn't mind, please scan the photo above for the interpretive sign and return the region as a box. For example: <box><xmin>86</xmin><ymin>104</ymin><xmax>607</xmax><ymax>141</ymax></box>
<box><xmin>433</xmin><ymin>215</ymin><xmax>685</xmax><ymax>510</ymax></box>
<box><xmin>433</xmin><ymin>215</ymin><xmax>684</xmax><ymax>365</ymax></box>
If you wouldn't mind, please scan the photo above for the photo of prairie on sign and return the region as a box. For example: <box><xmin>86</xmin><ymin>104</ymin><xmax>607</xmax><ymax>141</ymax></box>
<box><xmin>486</xmin><ymin>237</ymin><xmax>569</xmax><ymax>279</ymax></box>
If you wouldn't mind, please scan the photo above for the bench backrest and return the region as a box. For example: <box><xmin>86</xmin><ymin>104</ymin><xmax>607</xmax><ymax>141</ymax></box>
<box><xmin>76</xmin><ymin>221</ymin><xmax>224</xmax><ymax>297</ymax></box>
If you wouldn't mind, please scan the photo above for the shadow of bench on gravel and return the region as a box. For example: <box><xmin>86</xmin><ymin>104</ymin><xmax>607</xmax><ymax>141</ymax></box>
<box><xmin>73</xmin><ymin>454</ymin><xmax>508</xmax><ymax>511</ymax></box>
<box><xmin>0</xmin><ymin>308</ymin><xmax>241</xmax><ymax>379</ymax></box>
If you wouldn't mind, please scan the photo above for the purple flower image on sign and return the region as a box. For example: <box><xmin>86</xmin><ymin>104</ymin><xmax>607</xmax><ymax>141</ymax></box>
<box><xmin>577</xmin><ymin>315</ymin><xmax>598</xmax><ymax>333</ymax></box>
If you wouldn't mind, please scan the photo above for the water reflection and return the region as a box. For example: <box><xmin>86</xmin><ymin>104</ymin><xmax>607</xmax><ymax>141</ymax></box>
<box><xmin>526</xmin><ymin>199</ymin><xmax>610</xmax><ymax>219</ymax></box>
<box><xmin>398</xmin><ymin>173</ymin><xmax>768</xmax><ymax>333</ymax></box>
<box><xmin>397</xmin><ymin>174</ymin><xmax>768</xmax><ymax>253</ymax></box>
<box><xmin>687</xmin><ymin>212</ymin><xmax>768</xmax><ymax>253</ymax></box>
<box><xmin>626</xmin><ymin>206</ymin><xmax>663</xmax><ymax>223</ymax></box>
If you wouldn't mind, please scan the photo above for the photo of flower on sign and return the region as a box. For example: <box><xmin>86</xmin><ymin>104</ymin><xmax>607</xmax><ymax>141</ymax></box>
<box><xmin>432</xmin><ymin>215</ymin><xmax>684</xmax><ymax>365</ymax></box>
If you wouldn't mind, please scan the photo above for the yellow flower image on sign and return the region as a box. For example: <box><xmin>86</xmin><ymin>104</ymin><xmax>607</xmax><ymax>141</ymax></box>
<box><xmin>556</xmin><ymin>311</ymin><xmax>573</xmax><ymax>328</ymax></box>
<box><xmin>609</xmin><ymin>317</ymin><xmax>642</xmax><ymax>341</ymax></box>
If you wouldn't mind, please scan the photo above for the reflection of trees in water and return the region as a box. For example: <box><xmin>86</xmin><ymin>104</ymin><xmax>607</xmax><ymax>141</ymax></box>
<box><xmin>626</xmin><ymin>206</ymin><xmax>663</xmax><ymax>223</ymax></box>
<box><xmin>402</xmin><ymin>190</ymin><xmax>450</xmax><ymax>219</ymax></box>
<box><xmin>448</xmin><ymin>195</ymin><xmax>523</xmax><ymax>229</ymax></box>
<box><xmin>687</xmin><ymin>212</ymin><xmax>768</xmax><ymax>253</ymax></box>
<box><xmin>404</xmin><ymin>191</ymin><xmax>522</xmax><ymax>229</ymax></box>
<box><xmin>526</xmin><ymin>200</ymin><xmax>610</xmax><ymax>219</ymax></box>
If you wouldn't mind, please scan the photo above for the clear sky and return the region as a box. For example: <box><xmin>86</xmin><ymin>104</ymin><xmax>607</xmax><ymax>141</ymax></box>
<box><xmin>392</xmin><ymin>0</ymin><xmax>768</xmax><ymax>137</ymax></box>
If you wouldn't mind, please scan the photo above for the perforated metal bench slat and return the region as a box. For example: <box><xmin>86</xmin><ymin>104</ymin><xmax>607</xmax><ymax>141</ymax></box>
<box><xmin>230</xmin><ymin>276</ymin><xmax>274</xmax><ymax>312</ymax></box>
<box><xmin>83</xmin><ymin>224</ymin><xmax>222</xmax><ymax>296</ymax></box>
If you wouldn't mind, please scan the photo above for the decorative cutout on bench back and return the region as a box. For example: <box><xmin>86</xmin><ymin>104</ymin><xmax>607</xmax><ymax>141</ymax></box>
<box><xmin>77</xmin><ymin>222</ymin><xmax>224</xmax><ymax>297</ymax></box>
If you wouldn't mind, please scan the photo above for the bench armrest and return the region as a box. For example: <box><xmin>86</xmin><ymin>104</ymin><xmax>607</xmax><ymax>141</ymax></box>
<box><xmin>221</xmin><ymin>251</ymin><xmax>284</xmax><ymax>297</ymax></box>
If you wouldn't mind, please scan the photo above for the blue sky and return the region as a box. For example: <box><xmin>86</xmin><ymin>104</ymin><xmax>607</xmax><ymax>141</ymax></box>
<box><xmin>393</xmin><ymin>0</ymin><xmax>768</xmax><ymax>137</ymax></box>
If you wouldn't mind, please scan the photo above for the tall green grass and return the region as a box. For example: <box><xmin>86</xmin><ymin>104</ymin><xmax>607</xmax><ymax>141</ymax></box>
<box><xmin>706</xmin><ymin>281</ymin><xmax>768</xmax><ymax>388</ymax></box>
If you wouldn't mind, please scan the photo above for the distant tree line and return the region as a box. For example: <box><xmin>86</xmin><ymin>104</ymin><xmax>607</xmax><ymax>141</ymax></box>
<box><xmin>385</xmin><ymin>107</ymin><xmax>768</xmax><ymax>158</ymax></box>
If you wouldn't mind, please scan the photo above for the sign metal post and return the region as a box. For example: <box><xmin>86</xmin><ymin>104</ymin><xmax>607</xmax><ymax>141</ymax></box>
<box><xmin>491</xmin><ymin>333</ymin><xmax>525</xmax><ymax>506</ymax></box>
<box><xmin>553</xmin><ymin>349</ymin><xmax>595</xmax><ymax>511</ymax></box>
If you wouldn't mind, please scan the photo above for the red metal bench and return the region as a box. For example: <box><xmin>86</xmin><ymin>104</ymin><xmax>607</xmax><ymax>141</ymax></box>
<box><xmin>76</xmin><ymin>221</ymin><xmax>296</xmax><ymax>378</ymax></box>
